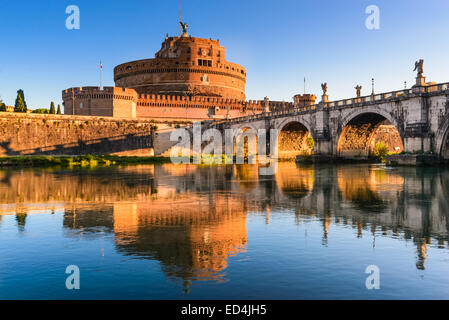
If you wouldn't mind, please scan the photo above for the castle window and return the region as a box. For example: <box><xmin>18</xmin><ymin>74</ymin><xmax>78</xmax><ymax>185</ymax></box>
<box><xmin>198</xmin><ymin>59</ymin><xmax>212</xmax><ymax>67</ymax></box>
<box><xmin>187</xmin><ymin>47</ymin><xmax>191</xmax><ymax>53</ymax></box>
<box><xmin>201</xmin><ymin>74</ymin><xmax>209</xmax><ymax>84</ymax></box>
<box><xmin>198</xmin><ymin>48</ymin><xmax>202</xmax><ymax>55</ymax></box>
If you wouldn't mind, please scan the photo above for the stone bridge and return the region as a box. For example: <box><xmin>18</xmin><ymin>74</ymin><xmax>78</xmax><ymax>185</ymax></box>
<box><xmin>211</xmin><ymin>81</ymin><xmax>449</xmax><ymax>159</ymax></box>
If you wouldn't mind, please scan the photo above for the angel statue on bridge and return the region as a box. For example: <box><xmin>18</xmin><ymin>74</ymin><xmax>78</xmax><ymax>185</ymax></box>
<box><xmin>414</xmin><ymin>59</ymin><xmax>424</xmax><ymax>77</ymax></box>
<box><xmin>355</xmin><ymin>85</ymin><xmax>362</xmax><ymax>97</ymax></box>
<box><xmin>321</xmin><ymin>82</ymin><xmax>328</xmax><ymax>95</ymax></box>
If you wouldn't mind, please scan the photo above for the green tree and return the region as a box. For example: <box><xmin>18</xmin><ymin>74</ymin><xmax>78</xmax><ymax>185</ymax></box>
<box><xmin>14</xmin><ymin>89</ymin><xmax>27</xmax><ymax>112</ymax></box>
<box><xmin>14</xmin><ymin>93</ymin><xmax>27</xmax><ymax>113</ymax></box>
<box><xmin>57</xmin><ymin>104</ymin><xmax>61</xmax><ymax>114</ymax></box>
<box><xmin>49</xmin><ymin>101</ymin><xmax>55</xmax><ymax>114</ymax></box>
<box><xmin>0</xmin><ymin>99</ymin><xmax>6</xmax><ymax>112</ymax></box>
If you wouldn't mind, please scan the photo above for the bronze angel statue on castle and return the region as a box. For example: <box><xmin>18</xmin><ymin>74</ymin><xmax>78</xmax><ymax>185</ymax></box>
<box><xmin>180</xmin><ymin>21</ymin><xmax>189</xmax><ymax>36</ymax></box>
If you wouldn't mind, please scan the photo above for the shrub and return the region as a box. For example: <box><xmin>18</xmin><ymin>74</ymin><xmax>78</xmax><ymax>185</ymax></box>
<box><xmin>306</xmin><ymin>136</ymin><xmax>314</xmax><ymax>152</ymax></box>
<box><xmin>32</xmin><ymin>109</ymin><xmax>49</xmax><ymax>114</ymax></box>
<box><xmin>373</xmin><ymin>141</ymin><xmax>389</xmax><ymax>162</ymax></box>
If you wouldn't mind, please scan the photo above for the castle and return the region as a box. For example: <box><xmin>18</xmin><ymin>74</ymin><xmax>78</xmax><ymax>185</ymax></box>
<box><xmin>62</xmin><ymin>24</ymin><xmax>315</xmax><ymax>121</ymax></box>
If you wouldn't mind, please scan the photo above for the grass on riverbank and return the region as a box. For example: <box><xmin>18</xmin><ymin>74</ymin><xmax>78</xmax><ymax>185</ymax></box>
<box><xmin>0</xmin><ymin>155</ymin><xmax>171</xmax><ymax>168</ymax></box>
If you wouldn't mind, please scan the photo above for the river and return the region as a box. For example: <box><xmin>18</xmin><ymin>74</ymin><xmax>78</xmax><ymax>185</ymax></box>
<box><xmin>0</xmin><ymin>163</ymin><xmax>448</xmax><ymax>299</ymax></box>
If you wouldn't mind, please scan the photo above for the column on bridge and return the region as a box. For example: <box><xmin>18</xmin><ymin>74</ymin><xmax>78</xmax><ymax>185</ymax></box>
<box><xmin>313</xmin><ymin>103</ymin><xmax>332</xmax><ymax>155</ymax></box>
<box><xmin>403</xmin><ymin>96</ymin><xmax>432</xmax><ymax>153</ymax></box>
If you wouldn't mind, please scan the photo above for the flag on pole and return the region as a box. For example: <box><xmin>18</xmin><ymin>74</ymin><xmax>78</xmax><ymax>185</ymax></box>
<box><xmin>100</xmin><ymin>60</ymin><xmax>103</xmax><ymax>90</ymax></box>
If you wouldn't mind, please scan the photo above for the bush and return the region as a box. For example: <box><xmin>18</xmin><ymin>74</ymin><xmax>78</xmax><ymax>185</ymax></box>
<box><xmin>373</xmin><ymin>142</ymin><xmax>389</xmax><ymax>162</ymax></box>
<box><xmin>306</xmin><ymin>136</ymin><xmax>314</xmax><ymax>152</ymax></box>
<box><xmin>32</xmin><ymin>108</ymin><xmax>49</xmax><ymax>114</ymax></box>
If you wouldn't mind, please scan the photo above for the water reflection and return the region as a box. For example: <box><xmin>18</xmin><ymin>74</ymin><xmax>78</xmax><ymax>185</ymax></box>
<box><xmin>1</xmin><ymin>163</ymin><xmax>449</xmax><ymax>284</ymax></box>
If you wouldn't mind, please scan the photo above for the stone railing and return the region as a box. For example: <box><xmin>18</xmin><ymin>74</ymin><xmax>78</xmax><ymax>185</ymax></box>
<box><xmin>212</xmin><ymin>82</ymin><xmax>449</xmax><ymax>126</ymax></box>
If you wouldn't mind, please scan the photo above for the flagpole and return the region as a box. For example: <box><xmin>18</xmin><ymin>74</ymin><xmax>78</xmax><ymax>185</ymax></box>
<box><xmin>100</xmin><ymin>60</ymin><xmax>103</xmax><ymax>90</ymax></box>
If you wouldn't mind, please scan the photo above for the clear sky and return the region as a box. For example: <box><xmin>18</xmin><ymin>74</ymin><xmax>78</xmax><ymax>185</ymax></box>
<box><xmin>0</xmin><ymin>0</ymin><xmax>448</xmax><ymax>109</ymax></box>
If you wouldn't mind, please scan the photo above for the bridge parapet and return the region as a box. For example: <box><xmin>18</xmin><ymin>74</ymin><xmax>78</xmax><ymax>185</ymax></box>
<box><xmin>213</xmin><ymin>82</ymin><xmax>449</xmax><ymax>128</ymax></box>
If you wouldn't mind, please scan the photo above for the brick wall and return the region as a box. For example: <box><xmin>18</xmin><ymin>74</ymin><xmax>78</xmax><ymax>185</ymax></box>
<box><xmin>63</xmin><ymin>87</ymin><xmax>264</xmax><ymax>121</ymax></box>
<box><xmin>0</xmin><ymin>112</ymin><xmax>155</xmax><ymax>156</ymax></box>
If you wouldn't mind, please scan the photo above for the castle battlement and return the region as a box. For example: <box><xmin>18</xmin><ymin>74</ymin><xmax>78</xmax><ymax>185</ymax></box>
<box><xmin>62</xmin><ymin>85</ymin><xmax>264</xmax><ymax>120</ymax></box>
<box><xmin>136</xmin><ymin>93</ymin><xmax>263</xmax><ymax>108</ymax></box>
<box><xmin>62</xmin><ymin>87</ymin><xmax>138</xmax><ymax>102</ymax></box>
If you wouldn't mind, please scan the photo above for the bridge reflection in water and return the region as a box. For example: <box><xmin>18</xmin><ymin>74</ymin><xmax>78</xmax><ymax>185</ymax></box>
<box><xmin>1</xmin><ymin>163</ymin><xmax>449</xmax><ymax>287</ymax></box>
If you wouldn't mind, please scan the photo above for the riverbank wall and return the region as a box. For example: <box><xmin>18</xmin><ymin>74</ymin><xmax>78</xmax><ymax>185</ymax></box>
<box><xmin>0</xmin><ymin>112</ymin><xmax>158</xmax><ymax>156</ymax></box>
<box><xmin>385</xmin><ymin>154</ymin><xmax>448</xmax><ymax>166</ymax></box>
<box><xmin>296</xmin><ymin>154</ymin><xmax>449</xmax><ymax>166</ymax></box>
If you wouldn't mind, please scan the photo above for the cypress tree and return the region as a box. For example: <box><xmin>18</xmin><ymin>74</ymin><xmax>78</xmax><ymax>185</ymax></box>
<box><xmin>57</xmin><ymin>104</ymin><xmax>61</xmax><ymax>114</ymax></box>
<box><xmin>14</xmin><ymin>94</ymin><xmax>26</xmax><ymax>113</ymax></box>
<box><xmin>49</xmin><ymin>102</ymin><xmax>55</xmax><ymax>114</ymax></box>
<box><xmin>14</xmin><ymin>89</ymin><xmax>27</xmax><ymax>112</ymax></box>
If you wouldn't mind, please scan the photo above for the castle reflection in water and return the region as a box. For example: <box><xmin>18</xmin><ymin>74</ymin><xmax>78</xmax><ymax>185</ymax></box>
<box><xmin>1</xmin><ymin>163</ymin><xmax>449</xmax><ymax>287</ymax></box>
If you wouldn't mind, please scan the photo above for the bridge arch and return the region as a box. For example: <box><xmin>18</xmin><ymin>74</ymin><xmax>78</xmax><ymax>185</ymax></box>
<box><xmin>275</xmin><ymin>118</ymin><xmax>315</xmax><ymax>160</ymax></box>
<box><xmin>336</xmin><ymin>108</ymin><xmax>404</xmax><ymax>157</ymax></box>
<box><xmin>233</xmin><ymin>125</ymin><xmax>259</xmax><ymax>162</ymax></box>
<box><xmin>233</xmin><ymin>123</ymin><xmax>260</xmax><ymax>133</ymax></box>
<box><xmin>436</xmin><ymin>118</ymin><xmax>449</xmax><ymax>159</ymax></box>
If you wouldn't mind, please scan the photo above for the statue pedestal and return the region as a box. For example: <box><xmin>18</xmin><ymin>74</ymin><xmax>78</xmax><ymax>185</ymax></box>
<box><xmin>415</xmin><ymin>75</ymin><xmax>426</xmax><ymax>87</ymax></box>
<box><xmin>412</xmin><ymin>75</ymin><xmax>428</xmax><ymax>93</ymax></box>
<box><xmin>321</xmin><ymin>94</ymin><xmax>328</xmax><ymax>103</ymax></box>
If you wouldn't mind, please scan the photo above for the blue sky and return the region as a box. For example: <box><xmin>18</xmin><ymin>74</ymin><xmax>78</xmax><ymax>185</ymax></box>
<box><xmin>0</xmin><ymin>0</ymin><xmax>448</xmax><ymax>108</ymax></box>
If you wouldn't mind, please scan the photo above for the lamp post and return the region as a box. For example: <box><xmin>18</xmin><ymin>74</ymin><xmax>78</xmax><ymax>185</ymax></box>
<box><xmin>371</xmin><ymin>78</ymin><xmax>375</xmax><ymax>96</ymax></box>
